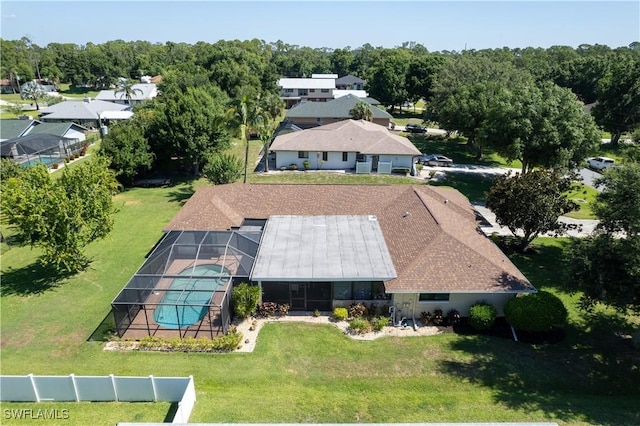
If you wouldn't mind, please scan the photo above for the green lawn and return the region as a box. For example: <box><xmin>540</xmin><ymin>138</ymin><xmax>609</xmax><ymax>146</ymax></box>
<box><xmin>2</xmin><ymin>146</ymin><xmax>639</xmax><ymax>425</ymax></box>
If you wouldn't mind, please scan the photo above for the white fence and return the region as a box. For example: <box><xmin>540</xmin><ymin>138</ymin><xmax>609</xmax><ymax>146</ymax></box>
<box><xmin>377</xmin><ymin>161</ymin><xmax>392</xmax><ymax>174</ymax></box>
<box><xmin>0</xmin><ymin>374</ymin><xmax>196</xmax><ymax>424</ymax></box>
<box><xmin>356</xmin><ymin>161</ymin><xmax>371</xmax><ymax>174</ymax></box>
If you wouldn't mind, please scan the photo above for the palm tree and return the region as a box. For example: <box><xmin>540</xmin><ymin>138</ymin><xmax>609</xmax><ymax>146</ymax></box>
<box><xmin>349</xmin><ymin>100</ymin><xmax>374</xmax><ymax>121</ymax></box>
<box><xmin>227</xmin><ymin>89</ymin><xmax>267</xmax><ymax>183</ymax></box>
<box><xmin>114</xmin><ymin>78</ymin><xmax>143</xmax><ymax>105</ymax></box>
<box><xmin>20</xmin><ymin>81</ymin><xmax>47</xmax><ymax>110</ymax></box>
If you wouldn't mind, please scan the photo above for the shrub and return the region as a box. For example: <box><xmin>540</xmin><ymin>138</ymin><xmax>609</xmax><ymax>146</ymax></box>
<box><xmin>446</xmin><ymin>309</ymin><xmax>461</xmax><ymax>326</ymax></box>
<box><xmin>257</xmin><ymin>302</ymin><xmax>289</xmax><ymax>317</ymax></box>
<box><xmin>468</xmin><ymin>302</ymin><xmax>497</xmax><ymax>331</ymax></box>
<box><xmin>432</xmin><ymin>309</ymin><xmax>444</xmax><ymax>326</ymax></box>
<box><xmin>348</xmin><ymin>302</ymin><xmax>367</xmax><ymax>318</ymax></box>
<box><xmin>420</xmin><ymin>311</ymin><xmax>432</xmax><ymax>325</ymax></box>
<box><xmin>278</xmin><ymin>303</ymin><xmax>290</xmax><ymax>316</ymax></box>
<box><xmin>232</xmin><ymin>282</ymin><xmax>261</xmax><ymax>319</ymax></box>
<box><xmin>288</xmin><ymin>163</ymin><xmax>298</xmax><ymax>170</ymax></box>
<box><xmin>137</xmin><ymin>328</ymin><xmax>242</xmax><ymax>352</ymax></box>
<box><xmin>302</xmin><ymin>160</ymin><xmax>310</xmax><ymax>170</ymax></box>
<box><xmin>370</xmin><ymin>316</ymin><xmax>389</xmax><ymax>331</ymax></box>
<box><xmin>313</xmin><ymin>309</ymin><xmax>321</xmax><ymax>317</ymax></box>
<box><xmin>333</xmin><ymin>307</ymin><xmax>348</xmax><ymax>321</ymax></box>
<box><xmin>349</xmin><ymin>317</ymin><xmax>371</xmax><ymax>334</ymax></box>
<box><xmin>202</xmin><ymin>152</ymin><xmax>243</xmax><ymax>185</ymax></box>
<box><xmin>52</xmin><ymin>162</ymin><xmax>59</xmax><ymax>169</ymax></box>
<box><xmin>504</xmin><ymin>291</ymin><xmax>568</xmax><ymax>333</ymax></box>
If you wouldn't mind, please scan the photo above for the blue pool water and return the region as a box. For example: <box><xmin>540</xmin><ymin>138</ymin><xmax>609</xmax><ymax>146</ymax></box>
<box><xmin>153</xmin><ymin>264</ymin><xmax>229</xmax><ymax>329</ymax></box>
<box><xmin>20</xmin><ymin>156</ymin><xmax>62</xmax><ymax>168</ymax></box>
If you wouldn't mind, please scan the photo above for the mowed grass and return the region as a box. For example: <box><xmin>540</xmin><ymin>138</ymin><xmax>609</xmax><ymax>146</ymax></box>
<box><xmin>2</xmin><ymin>154</ymin><xmax>639</xmax><ymax>424</ymax></box>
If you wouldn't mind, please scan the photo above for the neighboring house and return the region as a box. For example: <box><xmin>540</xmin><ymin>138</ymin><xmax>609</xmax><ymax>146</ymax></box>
<box><xmin>278</xmin><ymin>73</ymin><xmax>370</xmax><ymax>108</ymax></box>
<box><xmin>38</xmin><ymin>98</ymin><xmax>132</xmax><ymax>128</ymax></box>
<box><xmin>278</xmin><ymin>77</ymin><xmax>336</xmax><ymax>108</ymax></box>
<box><xmin>95</xmin><ymin>83</ymin><xmax>158</xmax><ymax>105</ymax></box>
<box><xmin>1</xmin><ymin>133</ymin><xmax>82</xmax><ymax>166</ymax></box>
<box><xmin>110</xmin><ymin>183</ymin><xmax>533</xmax><ymax>338</ymax></box>
<box><xmin>335</xmin><ymin>74</ymin><xmax>366</xmax><ymax>90</ymax></box>
<box><xmin>285</xmin><ymin>94</ymin><xmax>392</xmax><ymax>129</ymax></box>
<box><xmin>1</xmin><ymin>118</ymin><xmax>88</xmax><ymax>143</ymax></box>
<box><xmin>270</xmin><ymin>119</ymin><xmax>420</xmax><ymax>172</ymax></box>
<box><xmin>26</xmin><ymin>122</ymin><xmax>88</xmax><ymax>142</ymax></box>
<box><xmin>0</xmin><ymin>79</ymin><xmax>17</xmax><ymax>94</ymax></box>
<box><xmin>0</xmin><ymin>118</ymin><xmax>39</xmax><ymax>142</ymax></box>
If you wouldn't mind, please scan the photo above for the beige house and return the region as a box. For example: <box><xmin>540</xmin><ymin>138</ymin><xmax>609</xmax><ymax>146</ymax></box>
<box><xmin>270</xmin><ymin>119</ymin><xmax>420</xmax><ymax>173</ymax></box>
<box><xmin>164</xmin><ymin>184</ymin><xmax>536</xmax><ymax>321</ymax></box>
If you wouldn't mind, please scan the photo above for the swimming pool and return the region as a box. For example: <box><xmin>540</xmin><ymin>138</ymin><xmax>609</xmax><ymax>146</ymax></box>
<box><xmin>153</xmin><ymin>264</ymin><xmax>230</xmax><ymax>329</ymax></box>
<box><xmin>20</xmin><ymin>156</ymin><xmax>62</xmax><ymax>168</ymax></box>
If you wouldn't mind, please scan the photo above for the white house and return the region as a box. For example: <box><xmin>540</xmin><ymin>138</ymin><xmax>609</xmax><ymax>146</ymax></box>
<box><xmin>270</xmin><ymin>119</ymin><xmax>421</xmax><ymax>173</ymax></box>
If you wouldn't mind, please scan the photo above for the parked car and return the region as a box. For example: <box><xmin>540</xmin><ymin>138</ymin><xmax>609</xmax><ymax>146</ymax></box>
<box><xmin>404</xmin><ymin>123</ymin><xmax>427</xmax><ymax>133</ymax></box>
<box><xmin>416</xmin><ymin>154</ymin><xmax>453</xmax><ymax>167</ymax></box>
<box><xmin>587</xmin><ymin>157</ymin><xmax>615</xmax><ymax>170</ymax></box>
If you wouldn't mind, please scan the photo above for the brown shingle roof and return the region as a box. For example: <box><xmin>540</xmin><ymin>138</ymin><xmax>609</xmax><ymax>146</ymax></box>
<box><xmin>164</xmin><ymin>184</ymin><xmax>534</xmax><ymax>293</ymax></box>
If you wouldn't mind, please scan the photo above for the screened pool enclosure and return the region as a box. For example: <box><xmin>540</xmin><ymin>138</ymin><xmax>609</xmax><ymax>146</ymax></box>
<box><xmin>0</xmin><ymin>134</ymin><xmax>82</xmax><ymax>168</ymax></box>
<box><xmin>111</xmin><ymin>228</ymin><xmax>262</xmax><ymax>339</ymax></box>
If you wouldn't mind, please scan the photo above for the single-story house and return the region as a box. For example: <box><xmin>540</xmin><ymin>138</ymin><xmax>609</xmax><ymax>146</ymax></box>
<box><xmin>0</xmin><ymin>118</ymin><xmax>39</xmax><ymax>141</ymax></box>
<box><xmin>286</xmin><ymin>94</ymin><xmax>392</xmax><ymax>129</ymax></box>
<box><xmin>270</xmin><ymin>119</ymin><xmax>421</xmax><ymax>173</ymax></box>
<box><xmin>112</xmin><ymin>183</ymin><xmax>534</xmax><ymax>339</ymax></box>
<box><xmin>38</xmin><ymin>98</ymin><xmax>132</xmax><ymax>128</ymax></box>
<box><xmin>95</xmin><ymin>83</ymin><xmax>158</xmax><ymax>105</ymax></box>
<box><xmin>26</xmin><ymin>122</ymin><xmax>88</xmax><ymax>142</ymax></box>
<box><xmin>1</xmin><ymin>119</ymin><xmax>88</xmax><ymax>143</ymax></box>
<box><xmin>0</xmin><ymin>133</ymin><xmax>82</xmax><ymax>166</ymax></box>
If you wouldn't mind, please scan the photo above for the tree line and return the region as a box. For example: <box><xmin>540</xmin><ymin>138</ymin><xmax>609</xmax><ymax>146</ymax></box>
<box><xmin>3</xmin><ymin>38</ymin><xmax>639</xmax><ymax>140</ymax></box>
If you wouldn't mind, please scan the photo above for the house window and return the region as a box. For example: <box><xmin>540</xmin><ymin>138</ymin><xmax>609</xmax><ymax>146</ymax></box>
<box><xmin>322</xmin><ymin>152</ymin><xmax>328</xmax><ymax>161</ymax></box>
<box><xmin>309</xmin><ymin>89</ymin><xmax>315</xmax><ymax>93</ymax></box>
<box><xmin>342</xmin><ymin>152</ymin><xmax>348</xmax><ymax>162</ymax></box>
<box><xmin>298</xmin><ymin>89</ymin><xmax>308</xmax><ymax>96</ymax></box>
<box><xmin>419</xmin><ymin>293</ymin><xmax>450</xmax><ymax>302</ymax></box>
<box><xmin>298</xmin><ymin>151</ymin><xmax>309</xmax><ymax>159</ymax></box>
<box><xmin>333</xmin><ymin>282</ymin><xmax>352</xmax><ymax>300</ymax></box>
<box><xmin>321</xmin><ymin>89</ymin><xmax>330</xmax><ymax>93</ymax></box>
<box><xmin>285</xmin><ymin>89</ymin><xmax>294</xmax><ymax>93</ymax></box>
<box><xmin>332</xmin><ymin>282</ymin><xmax>390</xmax><ymax>300</ymax></box>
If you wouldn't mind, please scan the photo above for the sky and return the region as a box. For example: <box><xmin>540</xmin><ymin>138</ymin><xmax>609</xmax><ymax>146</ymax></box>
<box><xmin>1</xmin><ymin>1</ymin><xmax>638</xmax><ymax>52</ymax></box>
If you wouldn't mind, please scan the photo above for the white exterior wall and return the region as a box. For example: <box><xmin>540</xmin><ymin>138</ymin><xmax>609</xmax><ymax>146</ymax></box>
<box><xmin>364</xmin><ymin>154</ymin><xmax>415</xmax><ymax>169</ymax></box>
<box><xmin>275</xmin><ymin>152</ymin><xmax>416</xmax><ymax>171</ymax></box>
<box><xmin>64</xmin><ymin>128</ymin><xmax>86</xmax><ymax>142</ymax></box>
<box><xmin>392</xmin><ymin>293</ymin><xmax>518</xmax><ymax>319</ymax></box>
<box><xmin>275</xmin><ymin>151</ymin><xmax>356</xmax><ymax>170</ymax></box>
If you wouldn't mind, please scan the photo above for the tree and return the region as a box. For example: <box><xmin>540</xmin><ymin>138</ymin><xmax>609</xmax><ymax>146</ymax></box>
<box><xmin>202</xmin><ymin>152</ymin><xmax>243</xmax><ymax>185</ymax></box>
<box><xmin>150</xmin><ymin>85</ymin><xmax>230</xmax><ymax>174</ymax></box>
<box><xmin>428</xmin><ymin>55</ymin><xmax>531</xmax><ymax>158</ymax></box>
<box><xmin>19</xmin><ymin>80</ymin><xmax>47</xmax><ymax>110</ymax></box>
<box><xmin>592</xmin><ymin>53</ymin><xmax>640</xmax><ymax>146</ymax></box>
<box><xmin>99</xmin><ymin>121</ymin><xmax>154</xmax><ymax>186</ymax></box>
<box><xmin>479</xmin><ymin>81</ymin><xmax>601</xmax><ymax>173</ymax></box>
<box><xmin>226</xmin><ymin>88</ymin><xmax>267</xmax><ymax>183</ymax></box>
<box><xmin>2</xmin><ymin>157</ymin><xmax>120</xmax><ymax>272</ymax></box>
<box><xmin>405</xmin><ymin>54</ymin><xmax>446</xmax><ymax>105</ymax></box>
<box><xmin>366</xmin><ymin>49</ymin><xmax>411</xmax><ymax>110</ymax></box>
<box><xmin>349</xmin><ymin>100</ymin><xmax>373</xmax><ymax>121</ymax></box>
<box><xmin>114</xmin><ymin>78</ymin><xmax>143</xmax><ymax>105</ymax></box>
<box><xmin>486</xmin><ymin>170</ymin><xmax>577</xmax><ymax>251</ymax></box>
<box><xmin>567</xmin><ymin>160</ymin><xmax>640</xmax><ymax>313</ymax></box>
<box><xmin>592</xmin><ymin>161</ymin><xmax>640</xmax><ymax>238</ymax></box>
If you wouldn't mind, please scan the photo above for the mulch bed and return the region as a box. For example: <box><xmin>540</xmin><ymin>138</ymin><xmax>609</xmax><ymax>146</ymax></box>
<box><xmin>452</xmin><ymin>317</ymin><xmax>566</xmax><ymax>344</ymax></box>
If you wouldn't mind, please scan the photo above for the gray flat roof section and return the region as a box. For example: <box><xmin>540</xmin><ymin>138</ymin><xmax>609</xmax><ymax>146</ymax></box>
<box><xmin>251</xmin><ymin>215</ymin><xmax>397</xmax><ymax>282</ymax></box>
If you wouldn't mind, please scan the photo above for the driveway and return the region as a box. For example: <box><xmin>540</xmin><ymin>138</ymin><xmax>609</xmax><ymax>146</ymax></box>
<box><xmin>473</xmin><ymin>203</ymin><xmax>598</xmax><ymax>238</ymax></box>
<box><xmin>578</xmin><ymin>167</ymin><xmax>604</xmax><ymax>192</ymax></box>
